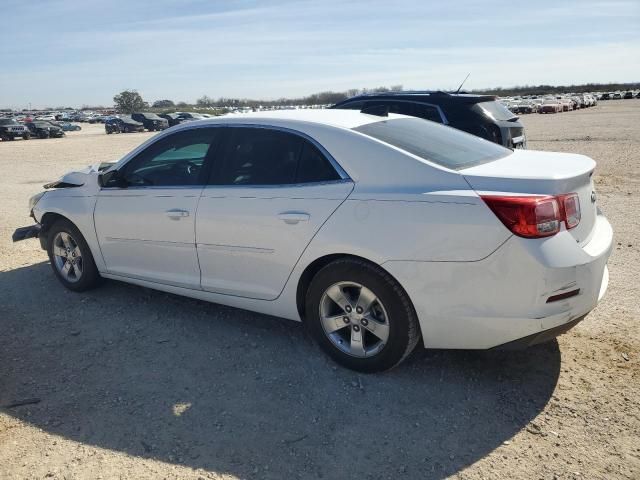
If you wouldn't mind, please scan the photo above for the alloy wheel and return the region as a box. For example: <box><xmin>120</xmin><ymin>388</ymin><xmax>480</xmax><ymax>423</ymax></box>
<box><xmin>52</xmin><ymin>231</ymin><xmax>83</xmax><ymax>283</ymax></box>
<box><xmin>319</xmin><ymin>281</ymin><xmax>390</xmax><ymax>358</ymax></box>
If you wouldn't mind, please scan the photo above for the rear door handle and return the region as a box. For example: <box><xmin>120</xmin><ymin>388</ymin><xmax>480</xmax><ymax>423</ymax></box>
<box><xmin>166</xmin><ymin>209</ymin><xmax>190</xmax><ymax>219</ymax></box>
<box><xmin>277</xmin><ymin>212</ymin><xmax>310</xmax><ymax>224</ymax></box>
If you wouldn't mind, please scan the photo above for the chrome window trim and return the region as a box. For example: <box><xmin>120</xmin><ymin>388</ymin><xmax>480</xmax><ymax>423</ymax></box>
<box><xmin>202</xmin><ymin>178</ymin><xmax>352</xmax><ymax>191</ymax></box>
<box><xmin>101</xmin><ymin>122</ymin><xmax>351</xmax><ymax>192</ymax></box>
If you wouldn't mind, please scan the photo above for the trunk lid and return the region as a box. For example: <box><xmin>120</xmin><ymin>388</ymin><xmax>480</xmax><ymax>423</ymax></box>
<box><xmin>461</xmin><ymin>149</ymin><xmax>597</xmax><ymax>246</ymax></box>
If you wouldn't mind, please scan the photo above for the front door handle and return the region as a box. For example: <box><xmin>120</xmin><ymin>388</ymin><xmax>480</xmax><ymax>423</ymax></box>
<box><xmin>166</xmin><ymin>209</ymin><xmax>190</xmax><ymax>219</ymax></box>
<box><xmin>277</xmin><ymin>212</ymin><xmax>310</xmax><ymax>224</ymax></box>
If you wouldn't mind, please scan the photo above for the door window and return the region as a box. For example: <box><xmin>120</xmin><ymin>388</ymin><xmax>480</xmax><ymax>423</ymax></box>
<box><xmin>368</xmin><ymin>101</ymin><xmax>443</xmax><ymax>123</ymax></box>
<box><xmin>210</xmin><ymin>127</ymin><xmax>340</xmax><ymax>186</ymax></box>
<box><xmin>119</xmin><ymin>128</ymin><xmax>219</xmax><ymax>187</ymax></box>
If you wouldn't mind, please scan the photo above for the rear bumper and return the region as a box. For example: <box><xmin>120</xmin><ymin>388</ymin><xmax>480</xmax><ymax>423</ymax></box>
<box><xmin>492</xmin><ymin>315</ymin><xmax>586</xmax><ymax>349</ymax></box>
<box><xmin>383</xmin><ymin>213</ymin><xmax>613</xmax><ymax>349</ymax></box>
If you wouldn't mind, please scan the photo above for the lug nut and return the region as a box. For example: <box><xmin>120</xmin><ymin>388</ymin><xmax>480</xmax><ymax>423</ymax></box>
<box><xmin>352</xmin><ymin>325</ymin><xmax>360</xmax><ymax>332</ymax></box>
<box><xmin>345</xmin><ymin>305</ymin><xmax>352</xmax><ymax>313</ymax></box>
<box><xmin>356</xmin><ymin>306</ymin><xmax>363</xmax><ymax>314</ymax></box>
<box><xmin>343</xmin><ymin>317</ymin><xmax>350</xmax><ymax>324</ymax></box>
<box><xmin>361</xmin><ymin>318</ymin><xmax>369</xmax><ymax>327</ymax></box>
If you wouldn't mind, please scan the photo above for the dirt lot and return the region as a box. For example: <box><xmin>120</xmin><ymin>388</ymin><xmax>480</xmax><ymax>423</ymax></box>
<box><xmin>1</xmin><ymin>102</ymin><xmax>639</xmax><ymax>480</ymax></box>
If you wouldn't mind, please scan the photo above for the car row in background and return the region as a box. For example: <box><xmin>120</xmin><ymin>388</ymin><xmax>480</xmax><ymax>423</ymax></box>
<box><xmin>501</xmin><ymin>93</ymin><xmax>599</xmax><ymax>115</ymax></box>
<box><xmin>0</xmin><ymin>117</ymin><xmax>78</xmax><ymax>141</ymax></box>
<box><xmin>104</xmin><ymin>111</ymin><xmax>213</xmax><ymax>134</ymax></box>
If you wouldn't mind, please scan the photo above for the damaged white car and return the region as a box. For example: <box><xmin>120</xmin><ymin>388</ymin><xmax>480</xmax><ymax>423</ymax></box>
<box><xmin>13</xmin><ymin>110</ymin><xmax>613</xmax><ymax>372</ymax></box>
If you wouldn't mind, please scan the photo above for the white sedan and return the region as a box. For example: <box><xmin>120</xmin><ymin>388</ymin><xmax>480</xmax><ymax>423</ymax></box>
<box><xmin>13</xmin><ymin>110</ymin><xmax>613</xmax><ymax>372</ymax></box>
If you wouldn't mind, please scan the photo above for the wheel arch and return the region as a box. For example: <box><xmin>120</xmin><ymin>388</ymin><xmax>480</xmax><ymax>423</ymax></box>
<box><xmin>295</xmin><ymin>253</ymin><xmax>417</xmax><ymax>324</ymax></box>
<box><xmin>40</xmin><ymin>212</ymin><xmax>72</xmax><ymax>242</ymax></box>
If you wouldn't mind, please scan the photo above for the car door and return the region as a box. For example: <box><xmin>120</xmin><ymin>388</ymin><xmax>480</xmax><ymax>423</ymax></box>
<box><xmin>197</xmin><ymin>126</ymin><xmax>353</xmax><ymax>300</ymax></box>
<box><xmin>94</xmin><ymin>127</ymin><xmax>221</xmax><ymax>289</ymax></box>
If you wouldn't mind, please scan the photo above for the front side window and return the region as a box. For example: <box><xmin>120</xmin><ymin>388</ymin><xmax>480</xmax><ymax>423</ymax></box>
<box><xmin>210</xmin><ymin>127</ymin><xmax>340</xmax><ymax>186</ymax></box>
<box><xmin>119</xmin><ymin>128</ymin><xmax>219</xmax><ymax>187</ymax></box>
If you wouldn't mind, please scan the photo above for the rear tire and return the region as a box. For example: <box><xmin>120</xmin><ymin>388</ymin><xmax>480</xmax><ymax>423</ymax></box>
<box><xmin>305</xmin><ymin>258</ymin><xmax>420</xmax><ymax>373</ymax></box>
<box><xmin>46</xmin><ymin>219</ymin><xmax>102</xmax><ymax>292</ymax></box>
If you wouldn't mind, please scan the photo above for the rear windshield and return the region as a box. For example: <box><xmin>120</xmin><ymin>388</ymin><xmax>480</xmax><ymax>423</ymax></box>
<box><xmin>141</xmin><ymin>113</ymin><xmax>162</xmax><ymax>119</ymax></box>
<box><xmin>353</xmin><ymin>117</ymin><xmax>511</xmax><ymax>170</ymax></box>
<box><xmin>473</xmin><ymin>101</ymin><xmax>517</xmax><ymax>121</ymax></box>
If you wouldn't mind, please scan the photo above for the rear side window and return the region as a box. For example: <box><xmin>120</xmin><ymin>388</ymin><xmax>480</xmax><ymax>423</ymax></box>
<box><xmin>297</xmin><ymin>142</ymin><xmax>341</xmax><ymax>183</ymax></box>
<box><xmin>368</xmin><ymin>101</ymin><xmax>443</xmax><ymax>123</ymax></box>
<box><xmin>354</xmin><ymin>118</ymin><xmax>511</xmax><ymax>170</ymax></box>
<box><xmin>211</xmin><ymin>127</ymin><xmax>340</xmax><ymax>185</ymax></box>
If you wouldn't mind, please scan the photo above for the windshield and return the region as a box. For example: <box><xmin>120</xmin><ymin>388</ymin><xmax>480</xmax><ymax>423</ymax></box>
<box><xmin>354</xmin><ymin>117</ymin><xmax>511</xmax><ymax>170</ymax></box>
<box><xmin>0</xmin><ymin>119</ymin><xmax>18</xmax><ymax>125</ymax></box>
<box><xmin>142</xmin><ymin>113</ymin><xmax>162</xmax><ymax>120</ymax></box>
<box><xmin>473</xmin><ymin>101</ymin><xmax>517</xmax><ymax>121</ymax></box>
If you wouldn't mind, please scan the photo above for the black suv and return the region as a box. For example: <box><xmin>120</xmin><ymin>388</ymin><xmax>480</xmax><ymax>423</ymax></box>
<box><xmin>25</xmin><ymin>121</ymin><xmax>64</xmax><ymax>139</ymax></box>
<box><xmin>0</xmin><ymin>118</ymin><xmax>30</xmax><ymax>140</ymax></box>
<box><xmin>105</xmin><ymin>116</ymin><xmax>145</xmax><ymax>134</ymax></box>
<box><xmin>333</xmin><ymin>91</ymin><xmax>526</xmax><ymax>148</ymax></box>
<box><xmin>131</xmin><ymin>112</ymin><xmax>169</xmax><ymax>131</ymax></box>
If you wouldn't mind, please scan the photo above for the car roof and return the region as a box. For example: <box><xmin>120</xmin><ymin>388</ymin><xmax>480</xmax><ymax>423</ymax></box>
<box><xmin>334</xmin><ymin>91</ymin><xmax>497</xmax><ymax>105</ymax></box>
<box><xmin>193</xmin><ymin>109</ymin><xmax>401</xmax><ymax>130</ymax></box>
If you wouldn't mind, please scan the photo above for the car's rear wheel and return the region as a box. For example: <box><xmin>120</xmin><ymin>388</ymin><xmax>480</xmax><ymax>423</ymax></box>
<box><xmin>47</xmin><ymin>219</ymin><xmax>101</xmax><ymax>292</ymax></box>
<box><xmin>305</xmin><ymin>258</ymin><xmax>420</xmax><ymax>373</ymax></box>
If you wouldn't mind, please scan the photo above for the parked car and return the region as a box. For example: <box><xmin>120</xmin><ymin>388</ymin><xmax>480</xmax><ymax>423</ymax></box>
<box><xmin>612</xmin><ymin>92</ymin><xmax>622</xmax><ymax>100</ymax></box>
<box><xmin>0</xmin><ymin>118</ymin><xmax>30</xmax><ymax>140</ymax></box>
<box><xmin>105</xmin><ymin>116</ymin><xmax>145</xmax><ymax>134</ymax></box>
<box><xmin>538</xmin><ymin>99</ymin><xmax>562</xmax><ymax>113</ymax></box>
<box><xmin>13</xmin><ymin>110</ymin><xmax>612</xmax><ymax>372</ymax></box>
<box><xmin>58</xmin><ymin>122</ymin><xmax>82</xmax><ymax>131</ymax></box>
<box><xmin>623</xmin><ymin>91</ymin><xmax>634</xmax><ymax>99</ymax></box>
<box><xmin>175</xmin><ymin>112</ymin><xmax>207</xmax><ymax>121</ymax></box>
<box><xmin>131</xmin><ymin>112</ymin><xmax>169</xmax><ymax>131</ymax></box>
<box><xmin>88</xmin><ymin>115</ymin><xmax>106</xmax><ymax>124</ymax></box>
<box><xmin>25</xmin><ymin>121</ymin><xmax>64</xmax><ymax>139</ymax></box>
<box><xmin>332</xmin><ymin>91</ymin><xmax>527</xmax><ymax>148</ymax></box>
<box><xmin>513</xmin><ymin>102</ymin><xmax>536</xmax><ymax>114</ymax></box>
<box><xmin>159</xmin><ymin>113</ymin><xmax>183</xmax><ymax>127</ymax></box>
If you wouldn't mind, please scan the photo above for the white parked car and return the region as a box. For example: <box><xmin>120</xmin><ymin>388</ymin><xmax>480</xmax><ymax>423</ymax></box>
<box><xmin>13</xmin><ymin>110</ymin><xmax>613</xmax><ymax>372</ymax></box>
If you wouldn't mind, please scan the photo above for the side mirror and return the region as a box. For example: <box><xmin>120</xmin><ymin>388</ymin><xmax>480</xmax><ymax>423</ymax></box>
<box><xmin>99</xmin><ymin>169</ymin><xmax>128</xmax><ymax>188</ymax></box>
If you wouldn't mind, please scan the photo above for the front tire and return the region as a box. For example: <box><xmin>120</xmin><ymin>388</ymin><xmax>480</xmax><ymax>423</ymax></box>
<box><xmin>305</xmin><ymin>258</ymin><xmax>420</xmax><ymax>373</ymax></box>
<box><xmin>47</xmin><ymin>219</ymin><xmax>101</xmax><ymax>292</ymax></box>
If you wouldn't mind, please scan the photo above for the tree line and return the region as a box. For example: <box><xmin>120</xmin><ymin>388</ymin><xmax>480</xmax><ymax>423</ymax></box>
<box><xmin>111</xmin><ymin>82</ymin><xmax>640</xmax><ymax>113</ymax></box>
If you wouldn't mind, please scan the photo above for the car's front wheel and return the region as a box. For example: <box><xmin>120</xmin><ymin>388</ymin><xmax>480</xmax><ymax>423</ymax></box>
<box><xmin>47</xmin><ymin>219</ymin><xmax>102</xmax><ymax>292</ymax></box>
<box><xmin>305</xmin><ymin>258</ymin><xmax>420</xmax><ymax>373</ymax></box>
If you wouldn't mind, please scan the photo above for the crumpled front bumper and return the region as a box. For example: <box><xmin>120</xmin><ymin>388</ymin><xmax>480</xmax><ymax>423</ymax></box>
<box><xmin>12</xmin><ymin>224</ymin><xmax>41</xmax><ymax>242</ymax></box>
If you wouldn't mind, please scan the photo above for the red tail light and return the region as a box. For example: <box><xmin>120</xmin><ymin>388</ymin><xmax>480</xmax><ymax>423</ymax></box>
<box><xmin>481</xmin><ymin>193</ymin><xmax>581</xmax><ymax>239</ymax></box>
<box><xmin>559</xmin><ymin>193</ymin><xmax>581</xmax><ymax>229</ymax></box>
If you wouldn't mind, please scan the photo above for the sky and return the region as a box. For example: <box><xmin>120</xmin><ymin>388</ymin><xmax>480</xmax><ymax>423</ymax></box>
<box><xmin>0</xmin><ymin>0</ymin><xmax>639</xmax><ymax>109</ymax></box>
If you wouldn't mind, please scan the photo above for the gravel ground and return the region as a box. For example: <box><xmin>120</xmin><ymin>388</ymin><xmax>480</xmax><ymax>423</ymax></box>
<box><xmin>0</xmin><ymin>102</ymin><xmax>638</xmax><ymax>480</ymax></box>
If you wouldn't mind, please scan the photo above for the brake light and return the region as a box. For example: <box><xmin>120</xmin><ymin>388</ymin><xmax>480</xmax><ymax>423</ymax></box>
<box><xmin>482</xmin><ymin>195</ymin><xmax>560</xmax><ymax>238</ymax></box>
<box><xmin>559</xmin><ymin>193</ymin><xmax>581</xmax><ymax>229</ymax></box>
<box><xmin>481</xmin><ymin>193</ymin><xmax>581</xmax><ymax>238</ymax></box>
